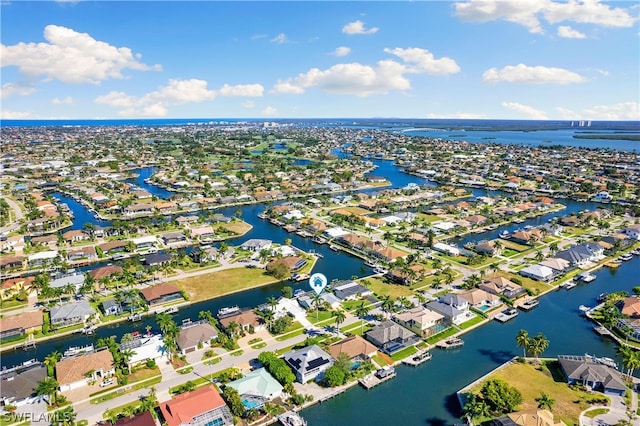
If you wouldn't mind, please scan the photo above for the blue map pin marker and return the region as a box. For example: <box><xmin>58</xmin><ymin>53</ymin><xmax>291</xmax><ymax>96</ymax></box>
<box><xmin>309</xmin><ymin>273</ymin><xmax>328</xmax><ymax>295</ymax></box>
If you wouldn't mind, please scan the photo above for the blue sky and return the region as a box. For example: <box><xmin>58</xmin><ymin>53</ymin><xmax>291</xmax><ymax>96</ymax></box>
<box><xmin>1</xmin><ymin>1</ymin><xmax>639</xmax><ymax>120</ymax></box>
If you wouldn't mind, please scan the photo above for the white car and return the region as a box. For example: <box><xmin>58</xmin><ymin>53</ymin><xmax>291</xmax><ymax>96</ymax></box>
<box><xmin>99</xmin><ymin>378</ymin><xmax>115</xmax><ymax>387</ymax></box>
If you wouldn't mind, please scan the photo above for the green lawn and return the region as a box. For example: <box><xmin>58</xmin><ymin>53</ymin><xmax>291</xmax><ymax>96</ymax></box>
<box><xmin>176</xmin><ymin>267</ymin><xmax>279</xmax><ymax>301</ymax></box>
<box><xmin>306</xmin><ymin>310</ymin><xmax>334</xmax><ymax>324</ymax></box>
<box><xmin>275</xmin><ymin>320</ymin><xmax>305</xmax><ymax>341</ymax></box>
<box><xmin>425</xmin><ymin>327</ymin><xmax>458</xmax><ymax>344</ymax></box>
<box><xmin>459</xmin><ymin>315</ymin><xmax>487</xmax><ymax>330</ymax></box>
<box><xmin>358</xmin><ymin>276</ymin><xmax>415</xmax><ymax>299</ymax></box>
<box><xmin>389</xmin><ymin>345</ymin><xmax>418</xmax><ymax>362</ymax></box>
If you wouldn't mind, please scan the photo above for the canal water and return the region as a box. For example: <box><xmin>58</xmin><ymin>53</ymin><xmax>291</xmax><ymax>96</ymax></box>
<box><xmin>8</xmin><ymin>141</ymin><xmax>638</xmax><ymax>424</ymax></box>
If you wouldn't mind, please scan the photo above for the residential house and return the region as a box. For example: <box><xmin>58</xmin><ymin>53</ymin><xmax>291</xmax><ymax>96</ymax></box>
<box><xmin>373</xmin><ymin>246</ymin><xmax>408</xmax><ymax>263</ymax></box>
<box><xmin>621</xmin><ymin>224</ymin><xmax>640</xmax><ymax>241</ymax></box>
<box><xmin>556</xmin><ymin>243</ymin><xmax>604</xmax><ymax>268</ymax></box>
<box><xmin>225</xmin><ymin>368</ymin><xmax>283</xmax><ymax>410</ymax></box>
<box><xmin>519</xmin><ymin>264</ymin><xmax>555</xmax><ymax>282</ymax></box>
<box><xmin>56</xmin><ymin>349</ymin><xmax>115</xmax><ymax>391</ymax></box>
<box><xmin>161</xmin><ymin>232</ymin><xmax>188</xmax><ymax>246</ymax></box>
<box><xmin>101</xmin><ymin>300</ymin><xmax>122</xmax><ymax>316</ymax></box>
<box><xmin>119</xmin><ymin>334</ymin><xmax>165</xmax><ymax>366</ymax></box>
<box><xmin>386</xmin><ymin>264</ymin><xmax>434</xmax><ymax>285</ymax></box>
<box><xmin>620</xmin><ymin>296</ymin><xmax>640</xmax><ymax>318</ymax></box>
<box><xmin>0</xmin><ymin>310</ymin><xmax>43</xmax><ymax>340</ymax></box>
<box><xmin>475</xmin><ymin>240</ymin><xmax>501</xmax><ymax>256</ymax></box>
<box><xmin>538</xmin><ymin>258</ymin><xmax>570</xmax><ymax>276</ymax></box>
<box><xmin>159</xmin><ymin>385</ymin><xmax>233</xmax><ymax>426</ymax></box>
<box><xmin>49</xmin><ymin>300</ymin><xmax>95</xmax><ymax>327</ymax></box>
<box><xmin>177</xmin><ymin>321</ymin><xmax>219</xmax><ymax>354</ymax></box>
<box><xmin>557</xmin><ymin>354</ymin><xmax>626</xmax><ymax>396</ymax></box>
<box><xmin>240</xmin><ymin>239</ymin><xmax>272</xmax><ymax>252</ymax></box>
<box><xmin>393</xmin><ymin>307</ymin><xmax>445</xmax><ymax>338</ymax></box>
<box><xmin>190</xmin><ymin>225</ymin><xmax>216</xmax><ymax>241</ymax></box>
<box><xmin>218</xmin><ymin>309</ymin><xmax>265</xmax><ymax>333</ymax></box>
<box><xmin>0</xmin><ymin>276</ymin><xmax>33</xmax><ymax>300</ymax></box>
<box><xmin>0</xmin><ymin>255</ymin><xmax>24</xmax><ymax>272</ymax></box>
<box><xmin>98</xmin><ymin>240</ymin><xmax>128</xmax><ymax>256</ymax></box>
<box><xmin>365</xmin><ymin>320</ymin><xmax>420</xmax><ymax>355</ymax></box>
<box><xmin>492</xmin><ymin>409</ymin><xmax>566</xmax><ymax>426</ymax></box>
<box><xmin>124</xmin><ymin>203</ymin><xmax>154</xmax><ymax>217</ymax></box>
<box><xmin>111</xmin><ymin>411</ymin><xmax>156</xmax><ymax>426</ymax></box>
<box><xmin>332</xmin><ymin>280</ymin><xmax>373</xmax><ymax>301</ymax></box>
<box><xmin>131</xmin><ymin>236</ymin><xmax>157</xmax><ymax>251</ymax></box>
<box><xmin>143</xmin><ymin>253</ymin><xmax>172</xmax><ymax>267</ymax></box>
<box><xmin>510</xmin><ymin>229</ymin><xmax>543</xmax><ymax>245</ymax></box>
<box><xmin>61</xmin><ymin>230</ymin><xmax>90</xmax><ymax>244</ymax></box>
<box><xmin>480</xmin><ymin>276</ymin><xmax>527</xmax><ymax>299</ymax></box>
<box><xmin>67</xmin><ymin>246</ymin><xmax>98</xmax><ymax>263</ymax></box>
<box><xmin>50</xmin><ymin>273</ymin><xmax>85</xmax><ymax>293</ymax></box>
<box><xmin>27</xmin><ymin>250</ymin><xmax>58</xmax><ymax>268</ymax></box>
<box><xmin>0</xmin><ymin>362</ymin><xmax>47</xmax><ymax>407</ymax></box>
<box><xmin>283</xmin><ymin>344</ymin><xmax>334</xmax><ymax>383</ymax></box>
<box><xmin>458</xmin><ymin>288</ymin><xmax>501</xmax><ymax>310</ymax></box>
<box><xmin>140</xmin><ymin>283</ymin><xmax>183</xmax><ymax>306</ymax></box>
<box><xmin>266</xmin><ymin>256</ymin><xmax>307</xmax><ymax>272</ymax></box>
<box><xmin>425</xmin><ymin>296</ymin><xmax>471</xmax><ymax>326</ymax></box>
<box><xmin>328</xmin><ymin>335</ymin><xmax>378</xmax><ymax>362</ymax></box>
<box><xmin>89</xmin><ymin>265</ymin><xmax>123</xmax><ymax>282</ymax></box>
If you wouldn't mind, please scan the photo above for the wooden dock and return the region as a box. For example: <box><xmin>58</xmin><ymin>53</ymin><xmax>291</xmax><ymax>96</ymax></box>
<box><xmin>359</xmin><ymin>369</ymin><xmax>396</xmax><ymax>389</ymax></box>
<box><xmin>593</xmin><ymin>326</ymin><xmax>614</xmax><ymax>337</ymax></box>
<box><xmin>402</xmin><ymin>350</ymin><xmax>432</xmax><ymax>366</ymax></box>
<box><xmin>436</xmin><ymin>337</ymin><xmax>464</xmax><ymax>350</ymax></box>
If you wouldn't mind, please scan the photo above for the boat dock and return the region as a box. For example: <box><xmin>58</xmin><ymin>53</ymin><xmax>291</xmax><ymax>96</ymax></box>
<box><xmin>402</xmin><ymin>350</ymin><xmax>432</xmax><ymax>366</ymax></box>
<box><xmin>359</xmin><ymin>366</ymin><xmax>396</xmax><ymax>389</ymax></box>
<box><xmin>495</xmin><ymin>307</ymin><xmax>518</xmax><ymax>322</ymax></box>
<box><xmin>593</xmin><ymin>326</ymin><xmax>614</xmax><ymax>337</ymax></box>
<box><xmin>436</xmin><ymin>337</ymin><xmax>464</xmax><ymax>350</ymax></box>
<box><xmin>518</xmin><ymin>298</ymin><xmax>539</xmax><ymax>311</ymax></box>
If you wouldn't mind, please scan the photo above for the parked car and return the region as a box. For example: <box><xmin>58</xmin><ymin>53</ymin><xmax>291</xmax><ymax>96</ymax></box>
<box><xmin>99</xmin><ymin>378</ymin><xmax>115</xmax><ymax>387</ymax></box>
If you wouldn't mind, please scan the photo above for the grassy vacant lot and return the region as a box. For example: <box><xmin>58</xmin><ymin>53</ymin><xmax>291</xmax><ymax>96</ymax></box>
<box><xmin>493</xmin><ymin>271</ymin><xmax>551</xmax><ymax>296</ymax></box>
<box><xmin>219</xmin><ymin>220</ymin><xmax>252</xmax><ymax>235</ymax></box>
<box><xmin>358</xmin><ymin>276</ymin><xmax>415</xmax><ymax>299</ymax></box>
<box><xmin>177</xmin><ymin>267</ymin><xmax>277</xmax><ymax>301</ymax></box>
<box><xmin>330</xmin><ymin>206</ymin><xmax>371</xmax><ymax>216</ymax></box>
<box><xmin>467</xmin><ymin>361</ymin><xmax>594</xmax><ymax>426</ymax></box>
<box><xmin>416</xmin><ymin>213</ymin><xmax>441</xmax><ymax>223</ymax></box>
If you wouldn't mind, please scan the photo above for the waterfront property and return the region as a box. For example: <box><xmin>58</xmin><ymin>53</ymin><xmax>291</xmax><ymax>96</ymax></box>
<box><xmin>365</xmin><ymin>320</ymin><xmax>420</xmax><ymax>355</ymax></box>
<box><xmin>49</xmin><ymin>300</ymin><xmax>95</xmax><ymax>328</ymax></box>
<box><xmin>557</xmin><ymin>354</ymin><xmax>626</xmax><ymax>396</ymax></box>
<box><xmin>139</xmin><ymin>283</ymin><xmax>183</xmax><ymax>306</ymax></box>
<box><xmin>225</xmin><ymin>367</ymin><xmax>284</xmax><ymax>410</ymax></box>
<box><xmin>56</xmin><ymin>348</ymin><xmax>115</xmax><ymax>391</ymax></box>
<box><xmin>176</xmin><ymin>320</ymin><xmax>219</xmax><ymax>354</ymax></box>
<box><xmin>119</xmin><ymin>333</ymin><xmax>164</xmax><ymax>366</ymax></box>
<box><xmin>492</xmin><ymin>409</ymin><xmax>566</xmax><ymax>426</ymax></box>
<box><xmin>159</xmin><ymin>385</ymin><xmax>234</xmax><ymax>426</ymax></box>
<box><xmin>283</xmin><ymin>344</ymin><xmax>334</xmax><ymax>383</ymax></box>
<box><xmin>0</xmin><ymin>362</ymin><xmax>47</xmax><ymax>407</ymax></box>
<box><xmin>0</xmin><ymin>310</ymin><xmax>43</xmax><ymax>340</ymax></box>
<box><xmin>328</xmin><ymin>335</ymin><xmax>378</xmax><ymax>362</ymax></box>
<box><xmin>393</xmin><ymin>307</ymin><xmax>446</xmax><ymax>338</ymax></box>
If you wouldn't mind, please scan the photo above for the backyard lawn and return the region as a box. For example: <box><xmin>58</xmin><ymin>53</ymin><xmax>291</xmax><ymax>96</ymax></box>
<box><xmin>465</xmin><ymin>360</ymin><xmax>596</xmax><ymax>426</ymax></box>
<box><xmin>358</xmin><ymin>276</ymin><xmax>415</xmax><ymax>299</ymax></box>
<box><xmin>176</xmin><ymin>267</ymin><xmax>278</xmax><ymax>301</ymax></box>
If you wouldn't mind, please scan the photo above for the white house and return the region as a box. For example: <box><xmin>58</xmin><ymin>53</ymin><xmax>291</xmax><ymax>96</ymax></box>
<box><xmin>283</xmin><ymin>345</ymin><xmax>334</xmax><ymax>383</ymax></box>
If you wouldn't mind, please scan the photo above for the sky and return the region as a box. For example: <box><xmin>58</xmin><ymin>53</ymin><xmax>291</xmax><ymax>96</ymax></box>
<box><xmin>1</xmin><ymin>0</ymin><xmax>639</xmax><ymax>120</ymax></box>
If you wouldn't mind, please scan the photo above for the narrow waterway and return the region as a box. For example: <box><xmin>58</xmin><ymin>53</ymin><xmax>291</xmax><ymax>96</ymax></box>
<box><xmin>9</xmin><ymin>151</ymin><xmax>638</xmax><ymax>425</ymax></box>
<box><xmin>302</xmin><ymin>257</ymin><xmax>639</xmax><ymax>426</ymax></box>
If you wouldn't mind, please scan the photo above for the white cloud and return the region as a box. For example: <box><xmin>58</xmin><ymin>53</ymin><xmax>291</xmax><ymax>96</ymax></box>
<box><xmin>1</xmin><ymin>24</ymin><xmax>161</xmax><ymax>84</ymax></box>
<box><xmin>0</xmin><ymin>109</ymin><xmax>31</xmax><ymax>119</ymax></box>
<box><xmin>384</xmin><ymin>47</ymin><xmax>461</xmax><ymax>75</ymax></box>
<box><xmin>557</xmin><ymin>103</ymin><xmax>640</xmax><ymax>120</ymax></box>
<box><xmin>501</xmin><ymin>101</ymin><xmax>549</xmax><ymax>119</ymax></box>
<box><xmin>52</xmin><ymin>96</ymin><xmax>73</xmax><ymax>105</ymax></box>
<box><xmin>1</xmin><ymin>82</ymin><xmax>36</xmax><ymax>99</ymax></box>
<box><xmin>273</xmin><ymin>60</ymin><xmax>410</xmax><ymax>97</ymax></box>
<box><xmin>262</xmin><ymin>106</ymin><xmax>278</xmax><ymax>116</ymax></box>
<box><xmin>242</xmin><ymin>100</ymin><xmax>255</xmax><ymax>109</ymax></box>
<box><xmin>557</xmin><ymin>25</ymin><xmax>586</xmax><ymax>38</ymax></box>
<box><xmin>342</xmin><ymin>20</ymin><xmax>379</xmax><ymax>35</ymax></box>
<box><xmin>454</xmin><ymin>0</ymin><xmax>636</xmax><ymax>33</ymax></box>
<box><xmin>333</xmin><ymin>46</ymin><xmax>351</xmax><ymax>57</ymax></box>
<box><xmin>95</xmin><ymin>79</ymin><xmax>264</xmax><ymax>116</ymax></box>
<box><xmin>270</xmin><ymin>33</ymin><xmax>288</xmax><ymax>44</ymax></box>
<box><xmin>483</xmin><ymin>64</ymin><xmax>585</xmax><ymax>84</ymax></box>
<box><xmin>217</xmin><ymin>83</ymin><xmax>264</xmax><ymax>97</ymax></box>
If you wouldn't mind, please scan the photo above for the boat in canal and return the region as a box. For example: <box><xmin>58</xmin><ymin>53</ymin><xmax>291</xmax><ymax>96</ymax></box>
<box><xmin>278</xmin><ymin>411</ymin><xmax>307</xmax><ymax>426</ymax></box>
<box><xmin>217</xmin><ymin>305</ymin><xmax>240</xmax><ymax>318</ymax></box>
<box><xmin>620</xmin><ymin>253</ymin><xmax>633</xmax><ymax>262</ymax></box>
<box><xmin>519</xmin><ymin>298</ymin><xmax>539</xmax><ymax>311</ymax></box>
<box><xmin>578</xmin><ymin>272</ymin><xmax>597</xmax><ymax>283</ymax></box>
<box><xmin>495</xmin><ymin>307</ymin><xmax>518</xmax><ymax>322</ymax></box>
<box><xmin>437</xmin><ymin>337</ymin><xmax>464</xmax><ymax>350</ymax></box>
<box><xmin>564</xmin><ymin>280</ymin><xmax>577</xmax><ymax>290</ymax></box>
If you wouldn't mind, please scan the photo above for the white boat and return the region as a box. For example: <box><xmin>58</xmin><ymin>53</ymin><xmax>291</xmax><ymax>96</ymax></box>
<box><xmin>495</xmin><ymin>307</ymin><xmax>518</xmax><ymax>322</ymax></box>
<box><xmin>329</xmin><ymin>245</ymin><xmax>340</xmax><ymax>251</ymax></box>
<box><xmin>278</xmin><ymin>412</ymin><xmax>307</xmax><ymax>426</ymax></box>
<box><xmin>499</xmin><ymin>230</ymin><xmax>510</xmax><ymax>238</ymax></box>
<box><xmin>217</xmin><ymin>306</ymin><xmax>240</xmax><ymax>317</ymax></box>
<box><xmin>163</xmin><ymin>306</ymin><xmax>178</xmax><ymax>314</ymax></box>
<box><xmin>129</xmin><ymin>313</ymin><xmax>143</xmax><ymax>322</ymax></box>
<box><xmin>565</xmin><ymin>281</ymin><xmax>577</xmax><ymax>290</ymax></box>
<box><xmin>620</xmin><ymin>253</ymin><xmax>633</xmax><ymax>261</ymax></box>
<box><xmin>63</xmin><ymin>344</ymin><xmax>94</xmax><ymax>357</ymax></box>
<box><xmin>594</xmin><ymin>356</ymin><xmax>618</xmax><ymax>370</ymax></box>
<box><xmin>519</xmin><ymin>298</ymin><xmax>539</xmax><ymax>310</ymax></box>
<box><xmin>578</xmin><ymin>272</ymin><xmax>596</xmax><ymax>283</ymax></box>
<box><xmin>579</xmin><ymin>305</ymin><xmax>591</xmax><ymax>313</ymax></box>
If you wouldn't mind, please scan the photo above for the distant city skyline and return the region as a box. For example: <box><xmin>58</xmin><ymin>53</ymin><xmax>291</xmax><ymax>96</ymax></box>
<box><xmin>1</xmin><ymin>1</ymin><xmax>639</xmax><ymax>120</ymax></box>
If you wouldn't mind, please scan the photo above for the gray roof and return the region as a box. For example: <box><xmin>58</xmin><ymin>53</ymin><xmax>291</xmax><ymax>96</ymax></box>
<box><xmin>283</xmin><ymin>344</ymin><xmax>333</xmax><ymax>375</ymax></box>
<box><xmin>425</xmin><ymin>301</ymin><xmax>465</xmax><ymax>319</ymax></box>
<box><xmin>366</xmin><ymin>320</ymin><xmax>417</xmax><ymax>345</ymax></box>
<box><xmin>0</xmin><ymin>363</ymin><xmax>47</xmax><ymax>402</ymax></box>
<box><xmin>332</xmin><ymin>281</ymin><xmax>370</xmax><ymax>300</ymax></box>
<box><xmin>440</xmin><ymin>293</ymin><xmax>468</xmax><ymax>308</ymax></box>
<box><xmin>177</xmin><ymin>322</ymin><xmax>219</xmax><ymax>350</ymax></box>
<box><xmin>50</xmin><ymin>300</ymin><xmax>95</xmax><ymax>322</ymax></box>
<box><xmin>558</xmin><ymin>355</ymin><xmax>626</xmax><ymax>391</ymax></box>
<box><xmin>50</xmin><ymin>274</ymin><xmax>85</xmax><ymax>289</ymax></box>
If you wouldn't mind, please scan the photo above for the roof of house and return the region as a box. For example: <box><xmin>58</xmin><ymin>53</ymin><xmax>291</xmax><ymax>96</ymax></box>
<box><xmin>218</xmin><ymin>310</ymin><xmax>263</xmax><ymax>329</ymax></box>
<box><xmin>494</xmin><ymin>409</ymin><xmax>566</xmax><ymax>426</ymax></box>
<box><xmin>0</xmin><ymin>310</ymin><xmax>44</xmax><ymax>333</ymax></box>
<box><xmin>112</xmin><ymin>411</ymin><xmax>157</xmax><ymax>426</ymax></box>
<box><xmin>283</xmin><ymin>344</ymin><xmax>333</xmax><ymax>376</ymax></box>
<box><xmin>0</xmin><ymin>363</ymin><xmax>47</xmax><ymax>402</ymax></box>
<box><xmin>55</xmin><ymin>349</ymin><xmax>114</xmax><ymax>385</ymax></box>
<box><xmin>143</xmin><ymin>253</ymin><xmax>172</xmax><ymax>265</ymax></box>
<box><xmin>458</xmin><ymin>288</ymin><xmax>499</xmax><ymax>305</ymax></box>
<box><xmin>394</xmin><ymin>307</ymin><xmax>444</xmax><ymax>329</ymax></box>
<box><xmin>177</xmin><ymin>323</ymin><xmax>219</xmax><ymax>350</ymax></box>
<box><xmin>140</xmin><ymin>283</ymin><xmax>182</xmax><ymax>302</ymax></box>
<box><xmin>89</xmin><ymin>265</ymin><xmax>124</xmax><ymax>280</ymax></box>
<box><xmin>159</xmin><ymin>385</ymin><xmax>228</xmax><ymax>426</ymax></box>
<box><xmin>425</xmin><ymin>301</ymin><xmax>465</xmax><ymax>319</ymax></box>
<box><xmin>328</xmin><ymin>335</ymin><xmax>378</xmax><ymax>360</ymax></box>
<box><xmin>49</xmin><ymin>300</ymin><xmax>95</xmax><ymax>322</ymax></box>
<box><xmin>366</xmin><ymin>320</ymin><xmax>417</xmax><ymax>344</ymax></box>
<box><xmin>621</xmin><ymin>296</ymin><xmax>640</xmax><ymax>318</ymax></box>
<box><xmin>225</xmin><ymin>367</ymin><xmax>283</xmax><ymax>399</ymax></box>
<box><xmin>557</xmin><ymin>355</ymin><xmax>626</xmax><ymax>392</ymax></box>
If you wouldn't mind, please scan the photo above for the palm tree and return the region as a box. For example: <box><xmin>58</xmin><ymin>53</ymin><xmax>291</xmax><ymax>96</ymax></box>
<box><xmin>617</xmin><ymin>345</ymin><xmax>640</xmax><ymax>379</ymax></box>
<box><xmin>262</xmin><ymin>309</ymin><xmax>275</xmax><ymax>330</ymax></box>
<box><xmin>535</xmin><ymin>392</ymin><xmax>555</xmax><ymax>410</ymax></box>
<box><xmin>380</xmin><ymin>296</ymin><xmax>395</xmax><ymax>319</ymax></box>
<box><xmin>311</xmin><ymin>292</ymin><xmax>323</xmax><ymax>320</ymax></box>
<box><xmin>36</xmin><ymin>377</ymin><xmax>59</xmax><ymax>406</ymax></box>
<box><xmin>461</xmin><ymin>393</ymin><xmax>490</xmax><ymax>422</ymax></box>
<box><xmin>527</xmin><ymin>332</ymin><xmax>549</xmax><ymax>363</ymax></box>
<box><xmin>354</xmin><ymin>302</ymin><xmax>371</xmax><ymax>334</ymax></box>
<box><xmin>333</xmin><ymin>309</ymin><xmax>346</xmax><ymax>334</ymax></box>
<box><xmin>267</xmin><ymin>296</ymin><xmax>278</xmax><ymax>313</ymax></box>
<box><xmin>515</xmin><ymin>329</ymin><xmax>529</xmax><ymax>359</ymax></box>
<box><xmin>44</xmin><ymin>351</ymin><xmax>62</xmax><ymax>377</ymax></box>
<box><xmin>121</xmin><ymin>348</ymin><xmax>135</xmax><ymax>374</ymax></box>
<box><xmin>226</xmin><ymin>321</ymin><xmax>240</xmax><ymax>338</ymax></box>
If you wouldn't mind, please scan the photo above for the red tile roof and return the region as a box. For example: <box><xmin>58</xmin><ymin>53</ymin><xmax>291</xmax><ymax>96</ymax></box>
<box><xmin>159</xmin><ymin>386</ymin><xmax>227</xmax><ymax>426</ymax></box>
